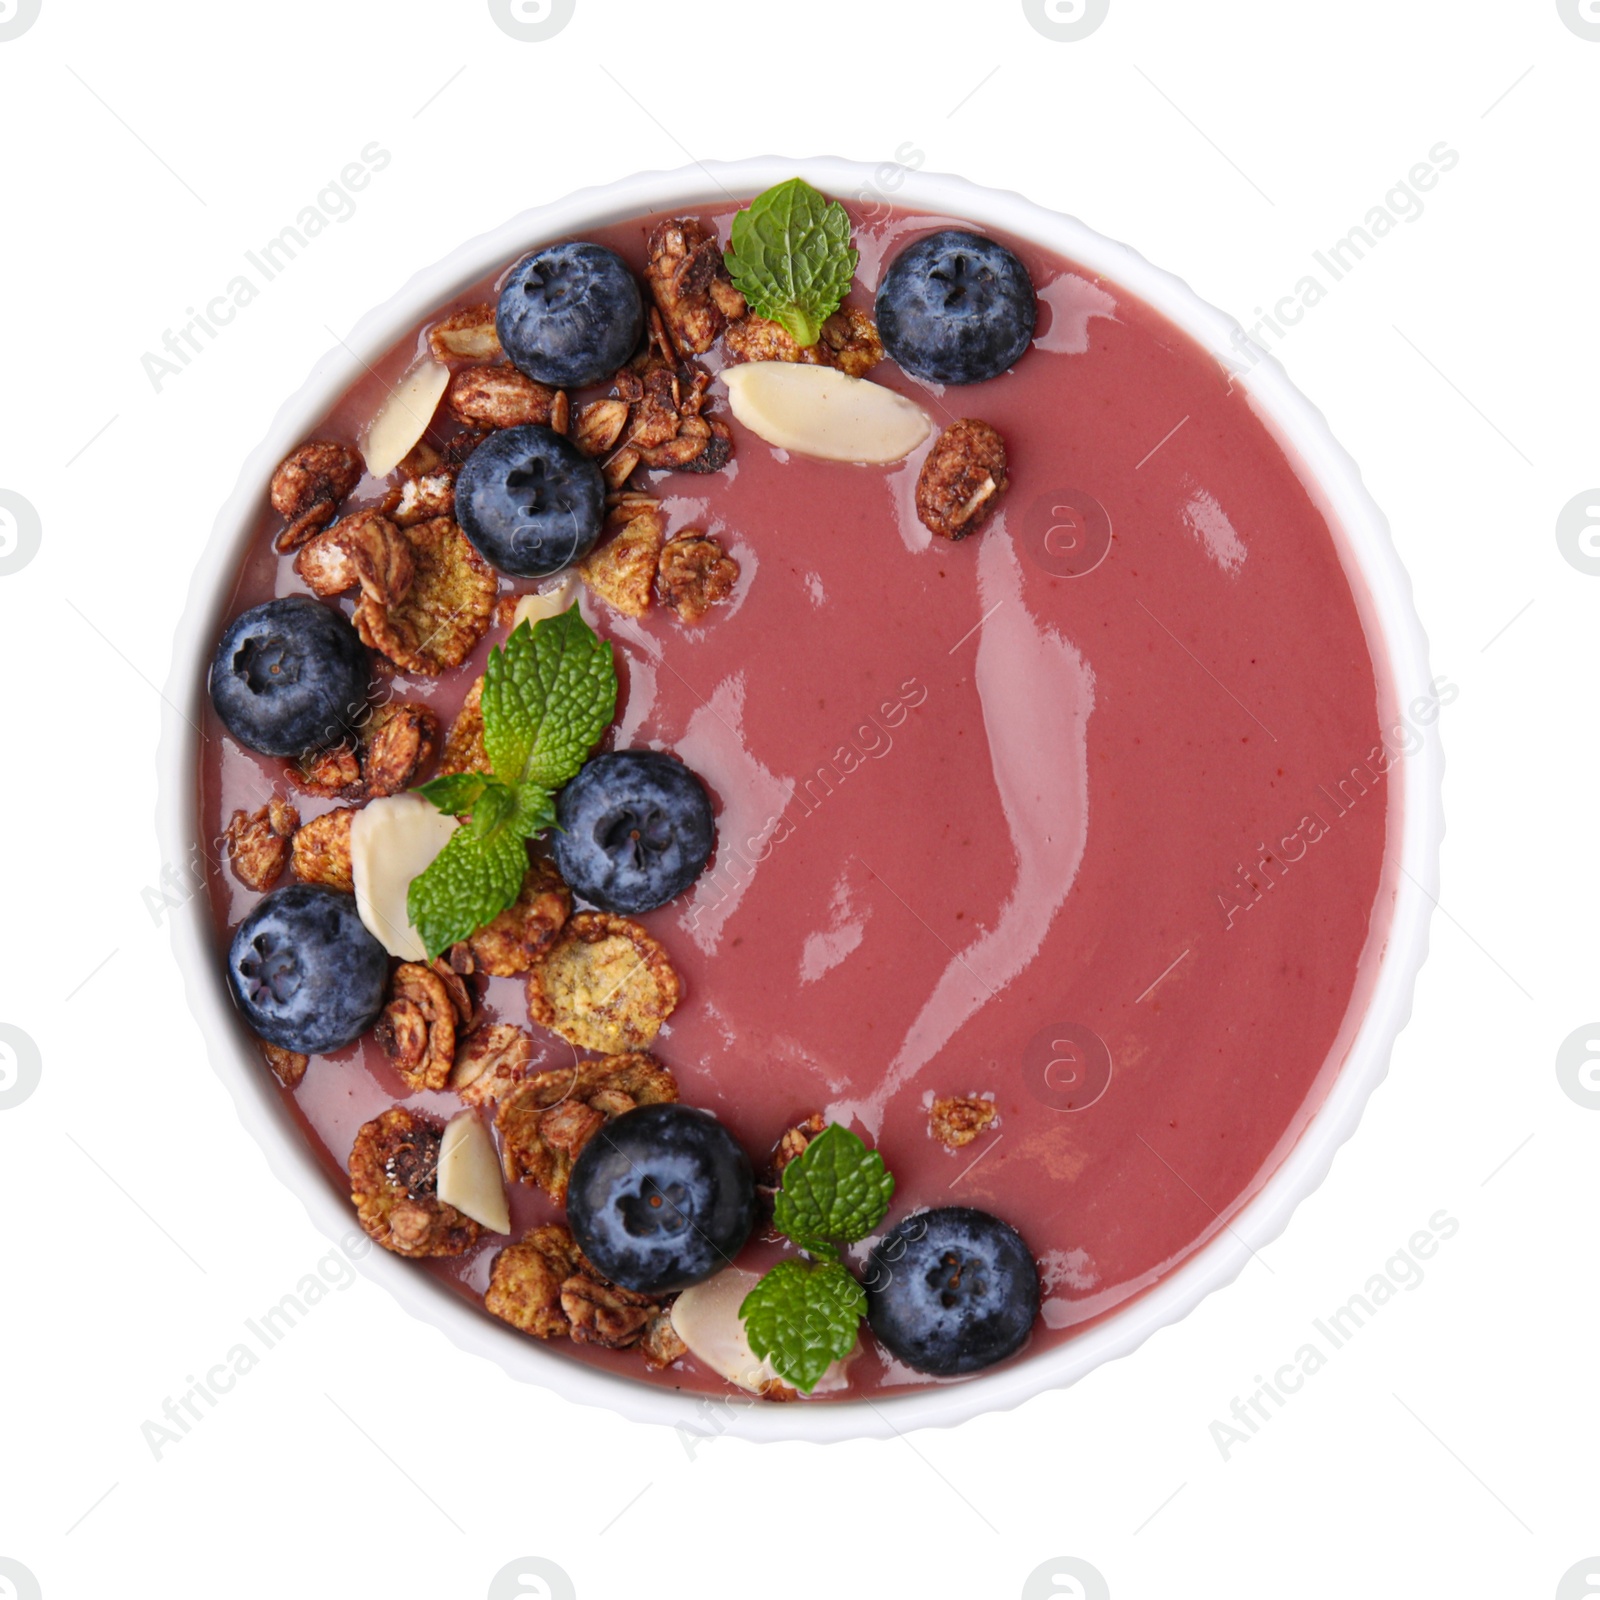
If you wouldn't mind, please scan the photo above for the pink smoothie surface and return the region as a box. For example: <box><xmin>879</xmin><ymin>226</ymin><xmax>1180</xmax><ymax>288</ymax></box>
<box><xmin>200</xmin><ymin>199</ymin><xmax>1400</xmax><ymax>1399</ymax></box>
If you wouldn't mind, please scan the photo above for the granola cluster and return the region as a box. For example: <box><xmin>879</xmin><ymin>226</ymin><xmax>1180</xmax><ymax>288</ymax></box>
<box><xmin>349</xmin><ymin>1107</ymin><xmax>480</xmax><ymax>1257</ymax></box>
<box><xmin>286</xmin><ymin>699</ymin><xmax>437</xmax><ymax>801</ymax></box>
<box><xmin>224</xmin><ymin>797</ymin><xmax>299</xmax><ymax>891</ymax></box>
<box><xmin>526</xmin><ymin>912</ymin><xmax>683</xmax><ymax>1054</ymax></box>
<box><xmin>374</xmin><ymin>961</ymin><xmax>472</xmax><ymax>1092</ymax></box>
<box><xmin>929</xmin><ymin>1094</ymin><xmax>999</xmax><ymax>1149</ymax></box>
<box><xmin>915</xmin><ymin>418</ymin><xmax>1010</xmax><ymax>541</ymax></box>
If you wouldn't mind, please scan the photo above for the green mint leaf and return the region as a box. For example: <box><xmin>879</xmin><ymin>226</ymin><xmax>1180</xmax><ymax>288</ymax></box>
<box><xmin>415</xmin><ymin>772</ymin><xmax>491</xmax><ymax>815</ymax></box>
<box><xmin>463</xmin><ymin>779</ymin><xmax>518</xmax><ymax>843</ymax></box>
<box><xmin>405</xmin><ymin>823</ymin><xmax>528</xmax><ymax>962</ymax></box>
<box><xmin>772</xmin><ymin>1123</ymin><xmax>895</xmax><ymax>1251</ymax></box>
<box><xmin>724</xmin><ymin>178</ymin><xmax>858</xmax><ymax>348</ymax></box>
<box><xmin>739</xmin><ymin>1259</ymin><xmax>865</xmax><ymax>1394</ymax></box>
<box><xmin>480</xmin><ymin>610</ymin><xmax>617</xmax><ymax>792</ymax></box>
<box><xmin>513</xmin><ymin>781</ymin><xmax>559</xmax><ymax>839</ymax></box>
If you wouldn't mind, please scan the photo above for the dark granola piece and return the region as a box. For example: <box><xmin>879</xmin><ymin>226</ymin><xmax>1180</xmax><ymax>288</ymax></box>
<box><xmin>353</xmin><ymin>516</ymin><xmax>495</xmax><ymax>674</ymax></box>
<box><xmin>496</xmin><ymin>1052</ymin><xmax>679</xmax><ymax>1202</ymax></box>
<box><xmin>723</xmin><ymin>306</ymin><xmax>883</xmax><ymax>378</ymax></box>
<box><xmin>915</xmin><ymin>418</ymin><xmax>1009</xmax><ymax>541</ymax></box>
<box><xmin>349</xmin><ymin>1106</ymin><xmax>479</xmax><ymax>1257</ymax></box>
<box><xmin>224</xmin><ymin>797</ymin><xmax>299</xmax><ymax>891</ymax></box>
<box><xmin>270</xmin><ymin>440</ymin><xmax>364</xmax><ymax>552</ymax></box>
<box><xmin>929</xmin><ymin>1094</ymin><xmax>999</xmax><ymax>1149</ymax></box>
<box><xmin>486</xmin><ymin>1226</ymin><xmax>580</xmax><ymax>1338</ymax></box>
<box><xmin>456</xmin><ymin>855</ymin><xmax>571</xmax><ymax>976</ymax></box>
<box><xmin>561</xmin><ymin>1269</ymin><xmax>658</xmax><ymax>1349</ymax></box>
<box><xmin>577</xmin><ymin>504</ymin><xmax>664</xmax><ymax>617</ymax></box>
<box><xmin>260</xmin><ymin>1039</ymin><xmax>308</xmax><ymax>1088</ymax></box>
<box><xmin>639</xmin><ymin>1308</ymin><xmax>688</xmax><ymax>1369</ymax></box>
<box><xmin>756</xmin><ymin>1112</ymin><xmax>827</xmax><ymax>1222</ymax></box>
<box><xmin>287</xmin><ymin>742</ymin><xmax>363</xmax><ymax>799</ymax></box>
<box><xmin>606</xmin><ymin>310</ymin><xmax>733</xmax><ymax>479</ymax></box>
<box><xmin>290</xmin><ymin>806</ymin><xmax>355</xmax><ymax>891</ymax></box>
<box><xmin>360</xmin><ymin>701</ymin><xmax>438</xmax><ymax>798</ymax></box>
<box><xmin>571</xmin><ymin>398</ymin><xmax>630</xmax><ymax>459</ymax></box>
<box><xmin>438</xmin><ymin>676</ymin><xmax>488</xmax><ymax>776</ymax></box>
<box><xmin>655</xmin><ymin>533</ymin><xmax>739</xmax><ymax>623</ymax></box>
<box><xmin>428</xmin><ymin>303</ymin><xmax>502</xmax><ymax>362</ymax></box>
<box><xmin>293</xmin><ymin>508</ymin><xmax>415</xmax><ymax>606</ymax></box>
<box><xmin>445</xmin><ymin>364</ymin><xmax>563</xmax><ymax>430</ymax></box>
<box><xmin>644</xmin><ymin>217</ymin><xmax>746</xmax><ymax>355</ymax></box>
<box><xmin>373</xmin><ymin>961</ymin><xmax>459</xmax><ymax>1091</ymax></box>
<box><xmin>526</xmin><ymin>913</ymin><xmax>683</xmax><ymax>1054</ymax></box>
<box><xmin>391</xmin><ymin>470</ymin><xmax>455</xmax><ymax>528</ymax></box>
<box><xmin>450</xmin><ymin>1022</ymin><xmax>536</xmax><ymax>1106</ymax></box>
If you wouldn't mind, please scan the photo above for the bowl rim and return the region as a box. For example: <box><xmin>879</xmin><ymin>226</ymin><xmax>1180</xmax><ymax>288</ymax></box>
<box><xmin>157</xmin><ymin>155</ymin><xmax>1442</xmax><ymax>1443</ymax></box>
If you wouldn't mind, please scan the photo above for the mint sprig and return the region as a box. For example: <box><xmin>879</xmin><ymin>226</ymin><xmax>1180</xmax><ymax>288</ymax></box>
<box><xmin>405</xmin><ymin>609</ymin><xmax>614</xmax><ymax>959</ymax></box>
<box><xmin>723</xmin><ymin>178</ymin><xmax>858</xmax><ymax>348</ymax></box>
<box><xmin>739</xmin><ymin>1123</ymin><xmax>896</xmax><ymax>1393</ymax></box>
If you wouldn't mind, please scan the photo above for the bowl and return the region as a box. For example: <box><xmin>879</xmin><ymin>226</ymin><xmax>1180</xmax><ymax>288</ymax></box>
<box><xmin>157</xmin><ymin>156</ymin><xmax>1442</xmax><ymax>1441</ymax></box>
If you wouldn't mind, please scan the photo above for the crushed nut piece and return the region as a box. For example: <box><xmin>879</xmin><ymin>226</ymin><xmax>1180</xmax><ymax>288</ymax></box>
<box><xmin>430</xmin><ymin>957</ymin><xmax>474</xmax><ymax>1028</ymax></box>
<box><xmin>723</xmin><ymin>307</ymin><xmax>883</xmax><ymax>378</ymax></box>
<box><xmin>915</xmin><ymin>418</ymin><xmax>1009</xmax><ymax>541</ymax></box>
<box><xmin>451</xmin><ymin>1022</ymin><xmax>535</xmax><ymax>1106</ymax></box>
<box><xmin>349</xmin><ymin>1107</ymin><xmax>479</xmax><ymax>1257</ymax></box>
<box><xmin>526</xmin><ymin>913</ymin><xmax>683</xmax><ymax>1054</ymax></box>
<box><xmin>577</xmin><ymin>505</ymin><xmax>664</xmax><ymax>617</ymax></box>
<box><xmin>644</xmin><ymin>217</ymin><xmax>745</xmax><ymax>355</ymax></box>
<box><xmin>929</xmin><ymin>1095</ymin><xmax>999</xmax><ymax>1150</ymax></box>
<box><xmin>774</xmin><ymin>1112</ymin><xmax>828</xmax><ymax>1177</ymax></box>
<box><xmin>260</xmin><ymin>1039</ymin><xmax>307</xmax><ymax>1088</ymax></box>
<box><xmin>496</xmin><ymin>1053</ymin><xmax>679</xmax><ymax>1201</ymax></box>
<box><xmin>224</xmin><ymin>797</ymin><xmax>299</xmax><ymax>891</ymax></box>
<box><xmin>293</xmin><ymin>507</ymin><xmax>416</xmax><ymax>607</ymax></box>
<box><xmin>655</xmin><ymin>532</ymin><xmax>739</xmax><ymax>623</ymax></box>
<box><xmin>428</xmin><ymin>304</ymin><xmax>502</xmax><ymax>362</ymax></box>
<box><xmin>486</xmin><ymin>1226</ymin><xmax>580</xmax><ymax>1338</ymax></box>
<box><xmin>373</xmin><ymin>962</ymin><xmax>458</xmax><ymax>1091</ymax></box>
<box><xmin>270</xmin><ymin>441</ymin><xmax>364</xmax><ymax>552</ymax></box>
<box><xmin>639</xmin><ymin>1309</ymin><xmax>688</xmax><ymax>1368</ymax></box>
<box><xmin>446</xmin><ymin>364</ymin><xmax>562</xmax><ymax>430</ymax></box>
<box><xmin>287</xmin><ymin>743</ymin><xmax>362</xmax><ymax>799</ymax></box>
<box><xmin>354</xmin><ymin>516</ymin><xmax>495</xmax><ymax>674</ymax></box>
<box><xmin>571</xmin><ymin>398</ymin><xmax>630</xmax><ymax>458</ymax></box>
<box><xmin>438</xmin><ymin>676</ymin><xmax>488</xmax><ymax>776</ymax></box>
<box><xmin>463</xmin><ymin>855</ymin><xmax>571</xmax><ymax>976</ymax></box>
<box><xmin>290</xmin><ymin>806</ymin><xmax>355</xmax><ymax>891</ymax></box>
<box><xmin>562</xmin><ymin>1270</ymin><xmax>658</xmax><ymax>1349</ymax></box>
<box><xmin>360</xmin><ymin>701</ymin><xmax>438</xmax><ymax>798</ymax></box>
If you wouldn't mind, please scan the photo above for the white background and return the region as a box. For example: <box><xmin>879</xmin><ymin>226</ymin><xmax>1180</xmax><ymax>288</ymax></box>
<box><xmin>1</xmin><ymin>1</ymin><xmax>1593</xmax><ymax>1597</ymax></box>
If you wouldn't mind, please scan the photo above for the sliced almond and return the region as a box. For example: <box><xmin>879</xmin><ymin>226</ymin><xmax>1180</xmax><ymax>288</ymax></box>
<box><xmin>437</xmin><ymin>1110</ymin><xmax>510</xmax><ymax>1233</ymax></box>
<box><xmin>721</xmin><ymin>362</ymin><xmax>931</xmax><ymax>465</ymax></box>
<box><xmin>669</xmin><ymin>1266</ymin><xmax>857</xmax><ymax>1395</ymax></box>
<box><xmin>349</xmin><ymin>793</ymin><xmax>459</xmax><ymax>960</ymax></box>
<box><xmin>510</xmin><ymin>574</ymin><xmax>581</xmax><ymax>630</ymax></box>
<box><xmin>363</xmin><ymin>359</ymin><xmax>451</xmax><ymax>478</ymax></box>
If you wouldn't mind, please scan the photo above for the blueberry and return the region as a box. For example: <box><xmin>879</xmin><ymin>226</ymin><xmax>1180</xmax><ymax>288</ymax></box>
<box><xmin>552</xmin><ymin>751</ymin><xmax>715</xmax><ymax>915</ymax></box>
<box><xmin>875</xmin><ymin>230</ymin><xmax>1037</xmax><ymax>385</ymax></box>
<box><xmin>864</xmin><ymin>1206</ymin><xmax>1040</xmax><ymax>1376</ymax></box>
<box><xmin>209</xmin><ymin>596</ymin><xmax>369</xmax><ymax>758</ymax></box>
<box><xmin>567</xmin><ymin>1104</ymin><xmax>754</xmax><ymax>1294</ymax></box>
<box><xmin>454</xmin><ymin>425</ymin><xmax>606</xmax><ymax>579</ymax></box>
<box><xmin>496</xmin><ymin>241</ymin><xmax>643</xmax><ymax>389</ymax></box>
<box><xmin>226</xmin><ymin>884</ymin><xmax>388</xmax><ymax>1055</ymax></box>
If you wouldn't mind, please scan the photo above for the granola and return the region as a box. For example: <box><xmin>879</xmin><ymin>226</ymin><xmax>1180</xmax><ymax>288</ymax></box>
<box><xmin>644</xmin><ymin>217</ymin><xmax>746</xmax><ymax>355</ymax></box>
<box><xmin>570</xmin><ymin>398</ymin><xmax>630</xmax><ymax>458</ymax></box>
<box><xmin>577</xmin><ymin>503</ymin><xmax>664</xmax><ymax>617</ymax></box>
<box><xmin>607</xmin><ymin>310</ymin><xmax>733</xmax><ymax>479</ymax></box>
<box><xmin>373</xmin><ymin>962</ymin><xmax>461</xmax><ymax>1091</ymax></box>
<box><xmin>496</xmin><ymin>1052</ymin><xmax>679</xmax><ymax>1202</ymax></box>
<box><xmin>290</xmin><ymin>806</ymin><xmax>355</xmax><ymax>891</ymax></box>
<box><xmin>655</xmin><ymin>533</ymin><xmax>739</xmax><ymax>623</ymax></box>
<box><xmin>639</xmin><ymin>1309</ymin><xmax>689</xmax><ymax>1369</ymax></box>
<box><xmin>349</xmin><ymin>1107</ymin><xmax>479</xmax><ymax>1257</ymax></box>
<box><xmin>526</xmin><ymin>913</ymin><xmax>683</xmax><ymax>1054</ymax></box>
<box><xmin>391</xmin><ymin>471</ymin><xmax>456</xmax><ymax>528</ymax></box>
<box><xmin>562</xmin><ymin>1270</ymin><xmax>658</xmax><ymax>1349</ymax></box>
<box><xmin>270</xmin><ymin>440</ymin><xmax>364</xmax><ymax>552</ymax></box>
<box><xmin>450</xmin><ymin>1022</ymin><xmax>536</xmax><ymax>1106</ymax></box>
<box><xmin>260</xmin><ymin>1038</ymin><xmax>308</xmax><ymax>1088</ymax></box>
<box><xmin>929</xmin><ymin>1095</ymin><xmax>999</xmax><ymax>1149</ymax></box>
<box><xmin>438</xmin><ymin>676</ymin><xmax>488</xmax><ymax>776</ymax></box>
<box><xmin>353</xmin><ymin>516</ymin><xmax>495</xmax><ymax>675</ymax></box>
<box><xmin>723</xmin><ymin>306</ymin><xmax>883</xmax><ymax>378</ymax></box>
<box><xmin>453</xmin><ymin>855</ymin><xmax>571</xmax><ymax>976</ymax></box>
<box><xmin>428</xmin><ymin>303</ymin><xmax>502</xmax><ymax>362</ymax></box>
<box><xmin>359</xmin><ymin>701</ymin><xmax>438</xmax><ymax>798</ymax></box>
<box><xmin>485</xmin><ymin>1226</ymin><xmax>580</xmax><ymax>1338</ymax></box>
<box><xmin>292</xmin><ymin>508</ymin><xmax>415</xmax><ymax>606</ymax></box>
<box><xmin>286</xmin><ymin>743</ymin><xmax>362</xmax><ymax>799</ymax></box>
<box><xmin>224</xmin><ymin>797</ymin><xmax>299</xmax><ymax>891</ymax></box>
<box><xmin>915</xmin><ymin>418</ymin><xmax>1009</xmax><ymax>541</ymax></box>
<box><xmin>445</xmin><ymin>364</ymin><xmax>562</xmax><ymax>430</ymax></box>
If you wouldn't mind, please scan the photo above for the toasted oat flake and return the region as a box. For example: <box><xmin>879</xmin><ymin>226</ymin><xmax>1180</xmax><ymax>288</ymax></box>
<box><xmin>353</xmin><ymin>516</ymin><xmax>495</xmax><ymax>675</ymax></box>
<box><xmin>349</xmin><ymin>1106</ymin><xmax>479</xmax><ymax>1258</ymax></box>
<box><xmin>577</xmin><ymin>506</ymin><xmax>664</xmax><ymax>617</ymax></box>
<box><xmin>225</xmin><ymin>798</ymin><xmax>299</xmax><ymax>891</ymax></box>
<box><xmin>526</xmin><ymin>913</ymin><xmax>683</xmax><ymax>1055</ymax></box>
<box><xmin>428</xmin><ymin>303</ymin><xmax>502</xmax><ymax>362</ymax></box>
<box><xmin>290</xmin><ymin>806</ymin><xmax>356</xmax><ymax>891</ymax></box>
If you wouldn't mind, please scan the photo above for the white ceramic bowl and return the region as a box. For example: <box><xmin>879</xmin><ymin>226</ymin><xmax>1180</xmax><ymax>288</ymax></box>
<box><xmin>158</xmin><ymin>157</ymin><xmax>1442</xmax><ymax>1441</ymax></box>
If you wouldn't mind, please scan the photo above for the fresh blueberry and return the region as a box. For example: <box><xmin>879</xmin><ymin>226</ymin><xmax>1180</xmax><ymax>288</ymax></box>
<box><xmin>864</xmin><ymin>1206</ymin><xmax>1040</xmax><ymax>1376</ymax></box>
<box><xmin>875</xmin><ymin>230</ymin><xmax>1037</xmax><ymax>385</ymax></box>
<box><xmin>552</xmin><ymin>751</ymin><xmax>715</xmax><ymax>915</ymax></box>
<box><xmin>496</xmin><ymin>240</ymin><xmax>643</xmax><ymax>389</ymax></box>
<box><xmin>210</xmin><ymin>596</ymin><xmax>369</xmax><ymax>758</ymax></box>
<box><xmin>454</xmin><ymin>425</ymin><xmax>606</xmax><ymax>579</ymax></box>
<box><xmin>567</xmin><ymin>1103</ymin><xmax>755</xmax><ymax>1295</ymax></box>
<box><xmin>226</xmin><ymin>884</ymin><xmax>388</xmax><ymax>1055</ymax></box>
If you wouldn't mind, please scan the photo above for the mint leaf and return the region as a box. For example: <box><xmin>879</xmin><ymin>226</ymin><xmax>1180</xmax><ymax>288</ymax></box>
<box><xmin>772</xmin><ymin>1123</ymin><xmax>895</xmax><ymax>1251</ymax></box>
<box><xmin>463</xmin><ymin>780</ymin><xmax>517</xmax><ymax>843</ymax></box>
<box><xmin>480</xmin><ymin>610</ymin><xmax>616</xmax><ymax>791</ymax></box>
<box><xmin>513</xmin><ymin>780</ymin><xmax>559</xmax><ymax>839</ymax></box>
<box><xmin>724</xmin><ymin>179</ymin><xmax>857</xmax><ymax>348</ymax></box>
<box><xmin>739</xmin><ymin>1259</ymin><xmax>865</xmax><ymax>1394</ymax></box>
<box><xmin>405</xmin><ymin>823</ymin><xmax>528</xmax><ymax>962</ymax></box>
<box><xmin>415</xmin><ymin>772</ymin><xmax>490</xmax><ymax>815</ymax></box>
